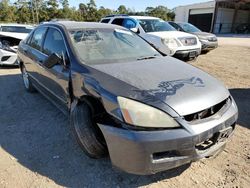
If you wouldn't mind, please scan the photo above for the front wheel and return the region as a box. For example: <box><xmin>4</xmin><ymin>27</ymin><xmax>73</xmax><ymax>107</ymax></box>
<box><xmin>71</xmin><ymin>102</ymin><xmax>107</xmax><ymax>158</ymax></box>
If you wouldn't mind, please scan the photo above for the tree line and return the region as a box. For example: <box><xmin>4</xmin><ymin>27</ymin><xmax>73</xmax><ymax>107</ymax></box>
<box><xmin>0</xmin><ymin>0</ymin><xmax>175</xmax><ymax>24</ymax></box>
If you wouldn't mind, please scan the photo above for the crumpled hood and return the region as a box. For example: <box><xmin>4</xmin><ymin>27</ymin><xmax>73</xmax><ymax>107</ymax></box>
<box><xmin>92</xmin><ymin>56</ymin><xmax>229</xmax><ymax>116</ymax></box>
<box><xmin>147</xmin><ymin>31</ymin><xmax>197</xmax><ymax>39</ymax></box>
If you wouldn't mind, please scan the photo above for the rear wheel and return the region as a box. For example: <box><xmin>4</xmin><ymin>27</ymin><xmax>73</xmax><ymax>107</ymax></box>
<box><xmin>21</xmin><ymin>65</ymin><xmax>36</xmax><ymax>92</ymax></box>
<box><xmin>71</xmin><ymin>102</ymin><xmax>107</xmax><ymax>158</ymax></box>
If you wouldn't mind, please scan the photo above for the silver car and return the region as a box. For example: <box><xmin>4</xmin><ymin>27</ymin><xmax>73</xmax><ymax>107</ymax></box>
<box><xmin>168</xmin><ymin>22</ymin><xmax>218</xmax><ymax>53</ymax></box>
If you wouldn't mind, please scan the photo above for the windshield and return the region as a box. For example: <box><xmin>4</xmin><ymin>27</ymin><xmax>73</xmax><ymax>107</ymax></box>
<box><xmin>69</xmin><ymin>28</ymin><xmax>160</xmax><ymax>65</ymax></box>
<box><xmin>139</xmin><ymin>19</ymin><xmax>176</xmax><ymax>33</ymax></box>
<box><xmin>178</xmin><ymin>23</ymin><xmax>201</xmax><ymax>32</ymax></box>
<box><xmin>0</xmin><ymin>26</ymin><xmax>33</xmax><ymax>33</ymax></box>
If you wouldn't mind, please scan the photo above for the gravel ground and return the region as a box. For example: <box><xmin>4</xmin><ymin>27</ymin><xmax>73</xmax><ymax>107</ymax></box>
<box><xmin>0</xmin><ymin>43</ymin><xmax>249</xmax><ymax>188</ymax></box>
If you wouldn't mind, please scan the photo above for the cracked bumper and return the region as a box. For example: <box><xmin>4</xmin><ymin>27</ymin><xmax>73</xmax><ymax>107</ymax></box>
<box><xmin>98</xmin><ymin>99</ymin><xmax>238</xmax><ymax>175</ymax></box>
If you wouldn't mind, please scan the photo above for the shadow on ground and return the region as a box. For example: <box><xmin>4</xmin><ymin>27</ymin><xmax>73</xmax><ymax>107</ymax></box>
<box><xmin>230</xmin><ymin>88</ymin><xmax>250</xmax><ymax>129</ymax></box>
<box><xmin>0</xmin><ymin>73</ymin><xmax>189</xmax><ymax>187</ymax></box>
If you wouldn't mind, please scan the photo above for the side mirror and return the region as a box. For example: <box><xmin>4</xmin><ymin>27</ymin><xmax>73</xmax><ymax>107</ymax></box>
<box><xmin>130</xmin><ymin>27</ymin><xmax>139</xmax><ymax>33</ymax></box>
<box><xmin>44</xmin><ymin>53</ymin><xmax>62</xmax><ymax>69</ymax></box>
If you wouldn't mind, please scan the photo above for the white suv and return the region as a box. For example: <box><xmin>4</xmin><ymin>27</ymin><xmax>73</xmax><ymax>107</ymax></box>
<box><xmin>100</xmin><ymin>15</ymin><xmax>201</xmax><ymax>60</ymax></box>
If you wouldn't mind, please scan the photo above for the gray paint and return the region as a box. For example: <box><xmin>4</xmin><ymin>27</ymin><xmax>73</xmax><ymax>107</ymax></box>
<box><xmin>93</xmin><ymin>56</ymin><xmax>229</xmax><ymax>116</ymax></box>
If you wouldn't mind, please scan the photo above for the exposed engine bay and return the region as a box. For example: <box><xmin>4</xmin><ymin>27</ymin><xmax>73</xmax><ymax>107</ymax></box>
<box><xmin>0</xmin><ymin>36</ymin><xmax>21</xmax><ymax>53</ymax></box>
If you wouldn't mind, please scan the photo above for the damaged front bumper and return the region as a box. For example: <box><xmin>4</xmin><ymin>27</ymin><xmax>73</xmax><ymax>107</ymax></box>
<box><xmin>98</xmin><ymin>98</ymin><xmax>238</xmax><ymax>175</ymax></box>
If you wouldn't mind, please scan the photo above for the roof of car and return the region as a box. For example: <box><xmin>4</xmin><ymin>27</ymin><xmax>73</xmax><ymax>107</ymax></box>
<box><xmin>130</xmin><ymin>16</ymin><xmax>160</xmax><ymax>20</ymax></box>
<box><xmin>44</xmin><ymin>21</ymin><xmax>125</xmax><ymax>30</ymax></box>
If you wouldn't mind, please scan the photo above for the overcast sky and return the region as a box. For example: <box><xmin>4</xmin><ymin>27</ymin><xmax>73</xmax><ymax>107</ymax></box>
<box><xmin>68</xmin><ymin>0</ymin><xmax>210</xmax><ymax>10</ymax></box>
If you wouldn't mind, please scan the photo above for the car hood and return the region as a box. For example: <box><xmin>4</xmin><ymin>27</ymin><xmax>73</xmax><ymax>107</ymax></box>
<box><xmin>192</xmin><ymin>32</ymin><xmax>216</xmax><ymax>39</ymax></box>
<box><xmin>147</xmin><ymin>31</ymin><xmax>197</xmax><ymax>39</ymax></box>
<box><xmin>92</xmin><ymin>56</ymin><xmax>229</xmax><ymax>116</ymax></box>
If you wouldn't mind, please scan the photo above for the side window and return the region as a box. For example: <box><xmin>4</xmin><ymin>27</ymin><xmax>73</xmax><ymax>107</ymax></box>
<box><xmin>111</xmin><ymin>18</ymin><xmax>124</xmax><ymax>26</ymax></box>
<box><xmin>29</xmin><ymin>27</ymin><xmax>47</xmax><ymax>51</ymax></box>
<box><xmin>171</xmin><ymin>22</ymin><xmax>183</xmax><ymax>31</ymax></box>
<box><xmin>24</xmin><ymin>32</ymin><xmax>33</xmax><ymax>44</ymax></box>
<box><xmin>101</xmin><ymin>19</ymin><xmax>110</xmax><ymax>23</ymax></box>
<box><xmin>43</xmin><ymin>28</ymin><xmax>66</xmax><ymax>57</ymax></box>
<box><xmin>123</xmin><ymin>19</ymin><xmax>136</xmax><ymax>29</ymax></box>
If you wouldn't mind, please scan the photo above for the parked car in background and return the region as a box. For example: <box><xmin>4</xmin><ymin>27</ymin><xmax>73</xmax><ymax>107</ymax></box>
<box><xmin>0</xmin><ymin>24</ymin><xmax>34</xmax><ymax>66</ymax></box>
<box><xmin>18</xmin><ymin>21</ymin><xmax>238</xmax><ymax>175</ymax></box>
<box><xmin>100</xmin><ymin>15</ymin><xmax>201</xmax><ymax>60</ymax></box>
<box><xmin>168</xmin><ymin>22</ymin><xmax>218</xmax><ymax>53</ymax></box>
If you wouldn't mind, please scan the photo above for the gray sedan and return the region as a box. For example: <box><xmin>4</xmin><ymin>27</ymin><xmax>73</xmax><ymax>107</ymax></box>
<box><xmin>18</xmin><ymin>21</ymin><xmax>237</xmax><ymax>175</ymax></box>
<box><xmin>168</xmin><ymin>21</ymin><xmax>218</xmax><ymax>53</ymax></box>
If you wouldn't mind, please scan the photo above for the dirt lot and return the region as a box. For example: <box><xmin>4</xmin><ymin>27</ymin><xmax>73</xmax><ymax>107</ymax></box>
<box><xmin>0</xmin><ymin>42</ymin><xmax>249</xmax><ymax>188</ymax></box>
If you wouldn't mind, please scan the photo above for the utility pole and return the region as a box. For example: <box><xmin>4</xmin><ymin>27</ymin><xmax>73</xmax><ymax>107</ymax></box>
<box><xmin>31</xmin><ymin>0</ymin><xmax>35</xmax><ymax>24</ymax></box>
<box><xmin>34</xmin><ymin>0</ymin><xmax>39</xmax><ymax>24</ymax></box>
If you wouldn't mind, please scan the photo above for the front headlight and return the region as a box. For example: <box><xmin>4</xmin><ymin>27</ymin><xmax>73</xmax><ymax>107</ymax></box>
<box><xmin>161</xmin><ymin>38</ymin><xmax>180</xmax><ymax>49</ymax></box>
<box><xmin>117</xmin><ymin>96</ymin><xmax>180</xmax><ymax>128</ymax></box>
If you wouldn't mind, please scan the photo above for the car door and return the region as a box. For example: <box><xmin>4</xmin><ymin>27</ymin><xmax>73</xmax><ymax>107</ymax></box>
<box><xmin>24</xmin><ymin>26</ymin><xmax>48</xmax><ymax>82</ymax></box>
<box><xmin>39</xmin><ymin>27</ymin><xmax>70</xmax><ymax>111</ymax></box>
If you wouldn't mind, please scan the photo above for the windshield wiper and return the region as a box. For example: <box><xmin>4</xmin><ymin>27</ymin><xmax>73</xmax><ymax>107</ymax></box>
<box><xmin>137</xmin><ymin>55</ymin><xmax>158</xmax><ymax>61</ymax></box>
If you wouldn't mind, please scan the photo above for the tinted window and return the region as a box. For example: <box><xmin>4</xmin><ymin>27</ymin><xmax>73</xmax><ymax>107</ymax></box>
<box><xmin>101</xmin><ymin>19</ymin><xmax>110</xmax><ymax>23</ymax></box>
<box><xmin>123</xmin><ymin>19</ymin><xmax>136</xmax><ymax>29</ymax></box>
<box><xmin>30</xmin><ymin>27</ymin><xmax>47</xmax><ymax>51</ymax></box>
<box><xmin>111</xmin><ymin>18</ymin><xmax>124</xmax><ymax>26</ymax></box>
<box><xmin>43</xmin><ymin>28</ymin><xmax>66</xmax><ymax>56</ymax></box>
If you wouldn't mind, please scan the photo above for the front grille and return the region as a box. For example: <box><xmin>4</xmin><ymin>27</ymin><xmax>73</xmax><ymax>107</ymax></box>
<box><xmin>208</xmin><ymin>37</ymin><xmax>217</xmax><ymax>42</ymax></box>
<box><xmin>179</xmin><ymin>37</ymin><xmax>197</xmax><ymax>46</ymax></box>
<box><xmin>184</xmin><ymin>97</ymin><xmax>230</xmax><ymax>122</ymax></box>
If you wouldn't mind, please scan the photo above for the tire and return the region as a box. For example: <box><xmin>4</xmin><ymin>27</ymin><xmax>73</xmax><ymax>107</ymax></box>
<box><xmin>21</xmin><ymin>65</ymin><xmax>36</xmax><ymax>92</ymax></box>
<box><xmin>71</xmin><ymin>102</ymin><xmax>107</xmax><ymax>158</ymax></box>
<box><xmin>201</xmin><ymin>50</ymin><xmax>209</xmax><ymax>55</ymax></box>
